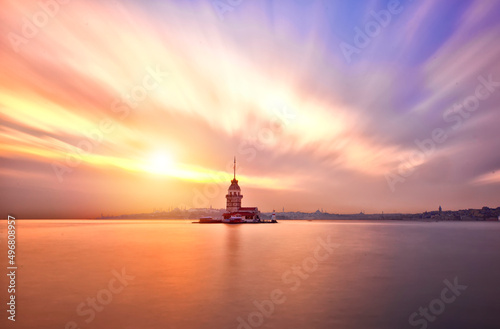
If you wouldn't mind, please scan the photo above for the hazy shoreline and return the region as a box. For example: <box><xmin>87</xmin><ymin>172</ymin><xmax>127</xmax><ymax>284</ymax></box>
<box><xmin>97</xmin><ymin>206</ymin><xmax>500</xmax><ymax>222</ymax></box>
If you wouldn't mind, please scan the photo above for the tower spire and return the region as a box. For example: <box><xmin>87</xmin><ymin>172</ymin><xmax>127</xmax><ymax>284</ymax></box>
<box><xmin>233</xmin><ymin>156</ymin><xmax>236</xmax><ymax>180</ymax></box>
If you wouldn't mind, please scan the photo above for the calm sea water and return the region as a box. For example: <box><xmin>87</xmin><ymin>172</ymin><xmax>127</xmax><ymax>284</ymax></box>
<box><xmin>1</xmin><ymin>220</ymin><xmax>499</xmax><ymax>329</ymax></box>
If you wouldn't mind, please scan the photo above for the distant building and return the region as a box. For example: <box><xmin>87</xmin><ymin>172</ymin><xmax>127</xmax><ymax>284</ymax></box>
<box><xmin>223</xmin><ymin>158</ymin><xmax>260</xmax><ymax>220</ymax></box>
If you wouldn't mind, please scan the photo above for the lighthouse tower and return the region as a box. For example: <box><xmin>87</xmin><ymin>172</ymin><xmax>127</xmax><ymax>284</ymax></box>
<box><xmin>226</xmin><ymin>157</ymin><xmax>243</xmax><ymax>212</ymax></box>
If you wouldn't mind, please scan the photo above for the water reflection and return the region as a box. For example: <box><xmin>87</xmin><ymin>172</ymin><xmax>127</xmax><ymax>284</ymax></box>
<box><xmin>6</xmin><ymin>220</ymin><xmax>500</xmax><ymax>329</ymax></box>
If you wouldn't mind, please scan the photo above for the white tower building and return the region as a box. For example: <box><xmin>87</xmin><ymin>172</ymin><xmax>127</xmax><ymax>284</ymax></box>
<box><xmin>226</xmin><ymin>157</ymin><xmax>242</xmax><ymax>212</ymax></box>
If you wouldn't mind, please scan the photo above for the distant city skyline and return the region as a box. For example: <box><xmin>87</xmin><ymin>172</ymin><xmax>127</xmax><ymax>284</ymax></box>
<box><xmin>1</xmin><ymin>0</ymin><xmax>500</xmax><ymax>218</ymax></box>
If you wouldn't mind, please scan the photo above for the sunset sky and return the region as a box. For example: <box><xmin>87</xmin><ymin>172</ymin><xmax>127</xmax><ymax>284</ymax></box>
<box><xmin>1</xmin><ymin>0</ymin><xmax>500</xmax><ymax>218</ymax></box>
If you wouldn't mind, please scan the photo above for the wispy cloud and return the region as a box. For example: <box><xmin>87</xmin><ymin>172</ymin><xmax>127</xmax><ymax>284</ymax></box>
<box><xmin>1</xmin><ymin>0</ymin><xmax>500</xmax><ymax>217</ymax></box>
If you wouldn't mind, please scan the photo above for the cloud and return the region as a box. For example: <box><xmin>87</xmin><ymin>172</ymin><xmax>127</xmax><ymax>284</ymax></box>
<box><xmin>1</xmin><ymin>0</ymin><xmax>500</xmax><ymax>217</ymax></box>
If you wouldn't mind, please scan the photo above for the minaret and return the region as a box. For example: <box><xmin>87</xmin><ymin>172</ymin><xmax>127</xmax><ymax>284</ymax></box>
<box><xmin>226</xmin><ymin>157</ymin><xmax>243</xmax><ymax>212</ymax></box>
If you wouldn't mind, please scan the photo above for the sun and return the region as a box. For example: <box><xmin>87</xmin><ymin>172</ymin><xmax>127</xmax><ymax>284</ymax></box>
<box><xmin>147</xmin><ymin>152</ymin><xmax>174</xmax><ymax>175</ymax></box>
